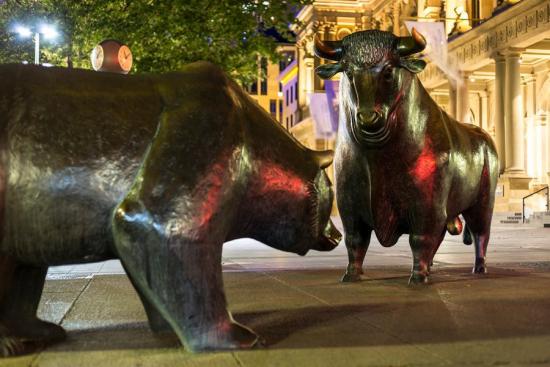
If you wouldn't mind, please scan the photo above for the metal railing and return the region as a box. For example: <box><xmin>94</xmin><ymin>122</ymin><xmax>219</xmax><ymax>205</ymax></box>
<box><xmin>522</xmin><ymin>186</ymin><xmax>549</xmax><ymax>223</ymax></box>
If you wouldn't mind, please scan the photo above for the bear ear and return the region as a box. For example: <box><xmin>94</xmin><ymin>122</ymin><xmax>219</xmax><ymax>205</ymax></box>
<box><xmin>315</xmin><ymin>63</ymin><xmax>343</xmax><ymax>79</ymax></box>
<box><xmin>400</xmin><ymin>58</ymin><xmax>426</xmax><ymax>73</ymax></box>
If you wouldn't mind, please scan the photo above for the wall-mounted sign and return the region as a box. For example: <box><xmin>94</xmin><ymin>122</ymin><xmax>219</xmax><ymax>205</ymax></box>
<box><xmin>91</xmin><ymin>39</ymin><xmax>132</xmax><ymax>74</ymax></box>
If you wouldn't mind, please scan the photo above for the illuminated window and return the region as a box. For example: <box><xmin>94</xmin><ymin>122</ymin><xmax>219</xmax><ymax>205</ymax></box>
<box><xmin>260</xmin><ymin>58</ymin><xmax>268</xmax><ymax>95</ymax></box>
<box><xmin>286</xmin><ymin>89</ymin><xmax>289</xmax><ymax>106</ymax></box>
<box><xmin>270</xmin><ymin>99</ymin><xmax>277</xmax><ymax>117</ymax></box>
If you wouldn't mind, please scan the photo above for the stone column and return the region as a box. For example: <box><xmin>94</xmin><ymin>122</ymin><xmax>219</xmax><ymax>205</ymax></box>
<box><xmin>546</xmin><ymin>114</ymin><xmax>550</xmax><ymax>184</ymax></box>
<box><xmin>456</xmin><ymin>71</ymin><xmax>470</xmax><ymax>124</ymax></box>
<box><xmin>448</xmin><ymin>79</ymin><xmax>457</xmax><ymax>119</ymax></box>
<box><xmin>392</xmin><ymin>0</ymin><xmax>401</xmax><ymax>36</ymax></box>
<box><xmin>304</xmin><ymin>57</ymin><xmax>315</xmax><ymax>100</ymax></box>
<box><xmin>504</xmin><ymin>49</ymin><xmax>525</xmax><ymax>175</ymax></box>
<box><xmin>480</xmin><ymin>91</ymin><xmax>489</xmax><ymax>131</ymax></box>
<box><xmin>296</xmin><ymin>31</ymin><xmax>315</xmax><ymax>113</ymax></box>
<box><xmin>327</xmin><ymin>23</ymin><xmax>337</xmax><ymax>41</ymax></box>
<box><xmin>493</xmin><ymin>53</ymin><xmax>506</xmax><ymax>174</ymax></box>
<box><xmin>525</xmin><ymin>76</ymin><xmax>547</xmax><ymax>183</ymax></box>
<box><xmin>296</xmin><ymin>41</ymin><xmax>308</xmax><ymax>109</ymax></box>
<box><xmin>538</xmin><ymin>120</ymin><xmax>547</xmax><ymax>183</ymax></box>
<box><xmin>524</xmin><ymin>75</ymin><xmax>536</xmax><ymax>117</ymax></box>
<box><xmin>366</xmin><ymin>9</ymin><xmax>375</xmax><ymax>30</ymax></box>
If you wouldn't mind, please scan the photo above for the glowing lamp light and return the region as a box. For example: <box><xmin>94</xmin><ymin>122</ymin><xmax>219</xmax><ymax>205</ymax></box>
<box><xmin>39</xmin><ymin>24</ymin><xmax>58</xmax><ymax>40</ymax></box>
<box><xmin>14</xmin><ymin>25</ymin><xmax>32</xmax><ymax>38</ymax></box>
<box><xmin>11</xmin><ymin>22</ymin><xmax>58</xmax><ymax>65</ymax></box>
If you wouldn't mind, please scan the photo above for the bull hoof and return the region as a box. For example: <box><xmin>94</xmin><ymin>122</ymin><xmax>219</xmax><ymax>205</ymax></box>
<box><xmin>408</xmin><ymin>272</ymin><xmax>429</xmax><ymax>285</ymax></box>
<box><xmin>341</xmin><ymin>272</ymin><xmax>362</xmax><ymax>282</ymax></box>
<box><xmin>473</xmin><ymin>259</ymin><xmax>488</xmax><ymax>274</ymax></box>
<box><xmin>189</xmin><ymin>321</ymin><xmax>261</xmax><ymax>352</ymax></box>
<box><xmin>473</xmin><ymin>265</ymin><xmax>488</xmax><ymax>274</ymax></box>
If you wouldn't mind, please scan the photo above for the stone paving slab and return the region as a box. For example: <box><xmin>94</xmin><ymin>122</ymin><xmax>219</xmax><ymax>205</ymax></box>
<box><xmin>2</xmin><ymin>262</ymin><xmax>550</xmax><ymax>366</ymax></box>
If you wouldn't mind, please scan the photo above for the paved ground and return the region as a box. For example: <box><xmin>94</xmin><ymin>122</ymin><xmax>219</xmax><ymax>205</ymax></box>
<box><xmin>2</xmin><ymin>221</ymin><xmax>550</xmax><ymax>366</ymax></box>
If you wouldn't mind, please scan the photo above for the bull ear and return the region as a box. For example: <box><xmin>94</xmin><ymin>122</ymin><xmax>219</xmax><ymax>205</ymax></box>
<box><xmin>315</xmin><ymin>63</ymin><xmax>343</xmax><ymax>79</ymax></box>
<box><xmin>311</xmin><ymin>149</ymin><xmax>334</xmax><ymax>169</ymax></box>
<box><xmin>400</xmin><ymin>58</ymin><xmax>426</xmax><ymax>73</ymax></box>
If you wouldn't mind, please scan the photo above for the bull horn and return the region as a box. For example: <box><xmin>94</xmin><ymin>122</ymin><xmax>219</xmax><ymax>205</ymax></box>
<box><xmin>312</xmin><ymin>149</ymin><xmax>334</xmax><ymax>169</ymax></box>
<box><xmin>314</xmin><ymin>35</ymin><xmax>343</xmax><ymax>61</ymax></box>
<box><xmin>397</xmin><ymin>28</ymin><xmax>426</xmax><ymax>57</ymax></box>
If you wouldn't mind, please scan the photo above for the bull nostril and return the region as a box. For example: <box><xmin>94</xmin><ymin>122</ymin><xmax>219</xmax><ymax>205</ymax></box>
<box><xmin>357</xmin><ymin>111</ymin><xmax>381</xmax><ymax>125</ymax></box>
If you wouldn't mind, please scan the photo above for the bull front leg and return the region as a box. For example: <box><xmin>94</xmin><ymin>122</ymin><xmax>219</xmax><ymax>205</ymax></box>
<box><xmin>341</xmin><ymin>227</ymin><xmax>372</xmax><ymax>282</ymax></box>
<box><xmin>113</xmin><ymin>200</ymin><xmax>259</xmax><ymax>352</ymax></box>
<box><xmin>409</xmin><ymin>233</ymin><xmax>444</xmax><ymax>284</ymax></box>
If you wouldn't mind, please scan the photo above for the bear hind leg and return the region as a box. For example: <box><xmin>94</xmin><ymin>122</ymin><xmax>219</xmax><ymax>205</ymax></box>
<box><xmin>0</xmin><ymin>257</ymin><xmax>66</xmax><ymax>356</ymax></box>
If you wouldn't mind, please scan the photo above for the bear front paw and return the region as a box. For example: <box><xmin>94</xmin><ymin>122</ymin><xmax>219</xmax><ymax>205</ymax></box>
<box><xmin>188</xmin><ymin>321</ymin><xmax>262</xmax><ymax>352</ymax></box>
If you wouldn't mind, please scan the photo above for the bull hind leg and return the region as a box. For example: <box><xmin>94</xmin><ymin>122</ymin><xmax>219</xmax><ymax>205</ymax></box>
<box><xmin>463</xmin><ymin>223</ymin><xmax>474</xmax><ymax>245</ymax></box>
<box><xmin>465</xmin><ymin>222</ymin><xmax>490</xmax><ymax>274</ymax></box>
<box><xmin>472</xmin><ymin>231</ymin><xmax>490</xmax><ymax>274</ymax></box>
<box><xmin>462</xmin><ymin>211</ymin><xmax>492</xmax><ymax>274</ymax></box>
<box><xmin>463</xmin><ymin>152</ymin><xmax>497</xmax><ymax>274</ymax></box>
<box><xmin>428</xmin><ymin>217</ymin><xmax>462</xmax><ymax>270</ymax></box>
<box><xmin>0</xmin><ymin>256</ymin><xmax>65</xmax><ymax>356</ymax></box>
<box><xmin>462</xmin><ymin>187</ymin><xmax>495</xmax><ymax>274</ymax></box>
<box><xmin>427</xmin><ymin>229</ymin><xmax>446</xmax><ymax>274</ymax></box>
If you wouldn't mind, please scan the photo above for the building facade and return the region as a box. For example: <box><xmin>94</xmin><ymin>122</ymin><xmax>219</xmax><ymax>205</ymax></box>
<box><xmin>247</xmin><ymin>44</ymin><xmax>297</xmax><ymax>123</ymax></box>
<box><xmin>286</xmin><ymin>0</ymin><xmax>550</xmax><ymax>213</ymax></box>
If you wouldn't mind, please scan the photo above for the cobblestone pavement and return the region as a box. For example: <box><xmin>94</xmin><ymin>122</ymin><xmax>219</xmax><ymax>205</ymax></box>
<box><xmin>2</xmin><ymin>221</ymin><xmax>549</xmax><ymax>367</ymax></box>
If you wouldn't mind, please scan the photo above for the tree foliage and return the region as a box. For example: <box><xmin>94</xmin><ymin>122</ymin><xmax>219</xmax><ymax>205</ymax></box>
<box><xmin>0</xmin><ymin>0</ymin><xmax>310</xmax><ymax>83</ymax></box>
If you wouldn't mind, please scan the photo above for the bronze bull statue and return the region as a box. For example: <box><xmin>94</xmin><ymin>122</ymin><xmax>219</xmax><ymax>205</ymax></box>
<box><xmin>314</xmin><ymin>29</ymin><xmax>498</xmax><ymax>284</ymax></box>
<box><xmin>0</xmin><ymin>61</ymin><xmax>341</xmax><ymax>355</ymax></box>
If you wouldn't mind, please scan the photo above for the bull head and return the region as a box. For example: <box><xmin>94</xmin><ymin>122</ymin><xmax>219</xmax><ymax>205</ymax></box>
<box><xmin>314</xmin><ymin>29</ymin><xmax>427</xmax><ymax>145</ymax></box>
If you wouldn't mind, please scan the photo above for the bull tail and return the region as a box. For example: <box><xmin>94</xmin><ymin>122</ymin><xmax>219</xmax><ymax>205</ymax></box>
<box><xmin>463</xmin><ymin>223</ymin><xmax>474</xmax><ymax>245</ymax></box>
<box><xmin>446</xmin><ymin>216</ymin><xmax>463</xmax><ymax>235</ymax></box>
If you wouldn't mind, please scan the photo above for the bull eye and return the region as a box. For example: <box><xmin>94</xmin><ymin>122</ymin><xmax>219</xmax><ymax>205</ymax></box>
<box><xmin>382</xmin><ymin>66</ymin><xmax>393</xmax><ymax>82</ymax></box>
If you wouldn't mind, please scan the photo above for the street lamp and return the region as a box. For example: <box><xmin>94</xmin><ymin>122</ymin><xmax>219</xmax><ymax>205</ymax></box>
<box><xmin>13</xmin><ymin>23</ymin><xmax>59</xmax><ymax>65</ymax></box>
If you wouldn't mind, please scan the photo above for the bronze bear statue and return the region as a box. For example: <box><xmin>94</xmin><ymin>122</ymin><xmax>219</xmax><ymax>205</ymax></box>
<box><xmin>0</xmin><ymin>61</ymin><xmax>341</xmax><ymax>355</ymax></box>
